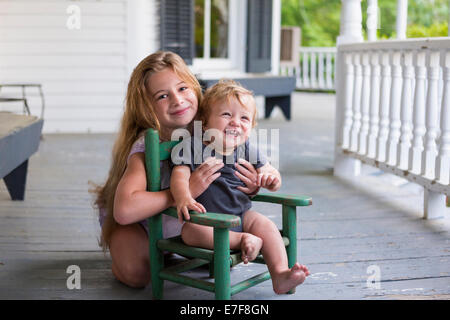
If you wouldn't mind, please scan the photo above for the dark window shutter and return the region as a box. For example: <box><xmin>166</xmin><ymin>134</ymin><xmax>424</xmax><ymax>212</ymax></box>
<box><xmin>159</xmin><ymin>0</ymin><xmax>194</xmax><ymax>65</ymax></box>
<box><xmin>246</xmin><ymin>0</ymin><xmax>272</xmax><ymax>73</ymax></box>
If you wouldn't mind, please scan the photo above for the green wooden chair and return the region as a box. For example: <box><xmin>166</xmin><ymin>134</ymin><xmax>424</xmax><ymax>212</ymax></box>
<box><xmin>144</xmin><ymin>129</ymin><xmax>312</xmax><ymax>300</ymax></box>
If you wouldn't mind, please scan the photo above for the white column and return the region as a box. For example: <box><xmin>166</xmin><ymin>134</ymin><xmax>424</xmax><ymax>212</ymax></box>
<box><xmin>337</xmin><ymin>0</ymin><xmax>364</xmax><ymax>44</ymax></box>
<box><xmin>271</xmin><ymin>0</ymin><xmax>281</xmax><ymax>75</ymax></box>
<box><xmin>126</xmin><ymin>0</ymin><xmax>151</xmax><ymax>77</ymax></box>
<box><xmin>367</xmin><ymin>0</ymin><xmax>378</xmax><ymax>41</ymax></box>
<box><xmin>396</xmin><ymin>0</ymin><xmax>408</xmax><ymax>40</ymax></box>
<box><xmin>334</xmin><ymin>0</ymin><xmax>363</xmax><ymax>178</ymax></box>
<box><xmin>435</xmin><ymin>50</ymin><xmax>450</xmax><ymax>185</ymax></box>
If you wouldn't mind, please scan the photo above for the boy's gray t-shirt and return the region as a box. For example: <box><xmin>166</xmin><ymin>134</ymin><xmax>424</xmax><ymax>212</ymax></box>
<box><xmin>170</xmin><ymin>135</ymin><xmax>267</xmax><ymax>217</ymax></box>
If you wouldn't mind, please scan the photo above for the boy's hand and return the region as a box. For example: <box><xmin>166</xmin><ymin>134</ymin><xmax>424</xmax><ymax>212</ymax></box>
<box><xmin>258</xmin><ymin>173</ymin><xmax>281</xmax><ymax>192</ymax></box>
<box><xmin>176</xmin><ymin>197</ymin><xmax>206</xmax><ymax>224</ymax></box>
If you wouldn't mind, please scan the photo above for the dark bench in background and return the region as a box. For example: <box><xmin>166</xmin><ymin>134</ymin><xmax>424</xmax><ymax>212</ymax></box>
<box><xmin>0</xmin><ymin>112</ymin><xmax>43</xmax><ymax>200</ymax></box>
<box><xmin>198</xmin><ymin>76</ymin><xmax>296</xmax><ymax>120</ymax></box>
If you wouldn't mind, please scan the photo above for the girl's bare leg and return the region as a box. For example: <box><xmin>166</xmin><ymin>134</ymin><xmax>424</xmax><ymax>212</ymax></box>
<box><xmin>242</xmin><ymin>210</ymin><xmax>309</xmax><ymax>294</ymax></box>
<box><xmin>109</xmin><ymin>223</ymin><xmax>151</xmax><ymax>288</ymax></box>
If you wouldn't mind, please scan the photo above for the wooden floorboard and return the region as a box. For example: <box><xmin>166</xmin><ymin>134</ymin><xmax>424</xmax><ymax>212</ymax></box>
<box><xmin>0</xmin><ymin>92</ymin><xmax>449</xmax><ymax>300</ymax></box>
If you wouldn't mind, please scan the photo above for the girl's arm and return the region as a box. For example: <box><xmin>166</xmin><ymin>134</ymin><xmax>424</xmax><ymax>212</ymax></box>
<box><xmin>113</xmin><ymin>152</ymin><xmax>174</xmax><ymax>225</ymax></box>
<box><xmin>171</xmin><ymin>165</ymin><xmax>206</xmax><ymax>223</ymax></box>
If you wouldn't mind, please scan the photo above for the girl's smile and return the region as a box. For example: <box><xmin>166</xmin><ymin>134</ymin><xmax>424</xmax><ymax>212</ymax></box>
<box><xmin>170</xmin><ymin>106</ymin><xmax>191</xmax><ymax>116</ymax></box>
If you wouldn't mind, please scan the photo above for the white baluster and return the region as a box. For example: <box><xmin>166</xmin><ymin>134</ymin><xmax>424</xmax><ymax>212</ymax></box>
<box><xmin>318</xmin><ymin>52</ymin><xmax>325</xmax><ymax>89</ymax></box>
<box><xmin>350</xmin><ymin>52</ymin><xmax>362</xmax><ymax>152</ymax></box>
<box><xmin>302</xmin><ymin>52</ymin><xmax>310</xmax><ymax>88</ymax></box>
<box><xmin>367</xmin><ymin>51</ymin><xmax>381</xmax><ymax>158</ymax></box>
<box><xmin>386</xmin><ymin>51</ymin><xmax>403</xmax><ymax>166</ymax></box>
<box><xmin>376</xmin><ymin>51</ymin><xmax>392</xmax><ymax>162</ymax></box>
<box><xmin>435</xmin><ymin>50</ymin><xmax>450</xmax><ymax>184</ymax></box>
<box><xmin>326</xmin><ymin>53</ymin><xmax>333</xmax><ymax>89</ymax></box>
<box><xmin>358</xmin><ymin>52</ymin><xmax>371</xmax><ymax>155</ymax></box>
<box><xmin>421</xmin><ymin>50</ymin><xmax>440</xmax><ymax>179</ymax></box>
<box><xmin>311</xmin><ymin>52</ymin><xmax>317</xmax><ymax>88</ymax></box>
<box><xmin>341</xmin><ymin>52</ymin><xmax>355</xmax><ymax>149</ymax></box>
<box><xmin>409</xmin><ymin>50</ymin><xmax>427</xmax><ymax>174</ymax></box>
<box><xmin>288</xmin><ymin>66</ymin><xmax>293</xmax><ymax>76</ymax></box>
<box><xmin>397</xmin><ymin>51</ymin><xmax>414</xmax><ymax>170</ymax></box>
<box><xmin>295</xmin><ymin>65</ymin><xmax>302</xmax><ymax>88</ymax></box>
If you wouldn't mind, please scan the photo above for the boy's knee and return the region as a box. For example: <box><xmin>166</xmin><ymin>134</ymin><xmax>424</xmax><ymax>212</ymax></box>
<box><xmin>243</xmin><ymin>211</ymin><xmax>276</xmax><ymax>233</ymax></box>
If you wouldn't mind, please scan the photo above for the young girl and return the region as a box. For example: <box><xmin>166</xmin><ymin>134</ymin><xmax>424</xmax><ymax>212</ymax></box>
<box><xmin>170</xmin><ymin>80</ymin><xmax>310</xmax><ymax>294</ymax></box>
<box><xmin>92</xmin><ymin>51</ymin><xmax>263</xmax><ymax>288</ymax></box>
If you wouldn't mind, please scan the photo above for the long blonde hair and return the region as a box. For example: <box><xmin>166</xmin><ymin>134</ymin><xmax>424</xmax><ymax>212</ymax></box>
<box><xmin>92</xmin><ymin>51</ymin><xmax>202</xmax><ymax>251</ymax></box>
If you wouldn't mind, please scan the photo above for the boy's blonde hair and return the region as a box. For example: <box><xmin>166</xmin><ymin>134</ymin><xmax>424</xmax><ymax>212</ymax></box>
<box><xmin>91</xmin><ymin>51</ymin><xmax>202</xmax><ymax>251</ymax></box>
<box><xmin>197</xmin><ymin>79</ymin><xmax>257</xmax><ymax>127</ymax></box>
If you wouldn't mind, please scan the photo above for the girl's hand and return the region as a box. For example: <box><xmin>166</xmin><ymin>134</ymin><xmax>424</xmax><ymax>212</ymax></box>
<box><xmin>176</xmin><ymin>196</ymin><xmax>206</xmax><ymax>224</ymax></box>
<box><xmin>258</xmin><ymin>173</ymin><xmax>281</xmax><ymax>192</ymax></box>
<box><xmin>189</xmin><ymin>157</ymin><xmax>224</xmax><ymax>198</ymax></box>
<box><xmin>235</xmin><ymin>159</ymin><xmax>260</xmax><ymax>195</ymax></box>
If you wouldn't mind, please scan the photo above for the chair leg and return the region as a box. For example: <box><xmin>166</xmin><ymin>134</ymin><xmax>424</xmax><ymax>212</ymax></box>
<box><xmin>282</xmin><ymin>205</ymin><xmax>297</xmax><ymax>294</ymax></box>
<box><xmin>148</xmin><ymin>215</ymin><xmax>164</xmax><ymax>299</ymax></box>
<box><xmin>213</xmin><ymin>228</ymin><xmax>231</xmax><ymax>300</ymax></box>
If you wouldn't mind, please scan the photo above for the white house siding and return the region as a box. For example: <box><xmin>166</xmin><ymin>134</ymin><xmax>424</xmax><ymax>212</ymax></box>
<box><xmin>0</xmin><ymin>0</ymin><xmax>160</xmax><ymax>133</ymax></box>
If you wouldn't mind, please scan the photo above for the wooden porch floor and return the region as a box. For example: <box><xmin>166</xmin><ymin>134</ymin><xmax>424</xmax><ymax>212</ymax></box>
<box><xmin>1</xmin><ymin>92</ymin><xmax>449</xmax><ymax>300</ymax></box>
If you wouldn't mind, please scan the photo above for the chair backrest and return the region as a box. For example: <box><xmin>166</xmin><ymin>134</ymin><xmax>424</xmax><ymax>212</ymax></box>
<box><xmin>144</xmin><ymin>128</ymin><xmax>180</xmax><ymax>192</ymax></box>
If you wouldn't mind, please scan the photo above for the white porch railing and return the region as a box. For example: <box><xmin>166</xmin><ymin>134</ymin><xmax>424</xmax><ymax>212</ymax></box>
<box><xmin>334</xmin><ymin>37</ymin><xmax>450</xmax><ymax>219</ymax></box>
<box><xmin>279</xmin><ymin>47</ymin><xmax>336</xmax><ymax>91</ymax></box>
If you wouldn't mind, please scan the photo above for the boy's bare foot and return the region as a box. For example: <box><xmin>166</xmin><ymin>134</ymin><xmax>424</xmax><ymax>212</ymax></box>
<box><xmin>240</xmin><ymin>233</ymin><xmax>263</xmax><ymax>264</ymax></box>
<box><xmin>272</xmin><ymin>263</ymin><xmax>309</xmax><ymax>294</ymax></box>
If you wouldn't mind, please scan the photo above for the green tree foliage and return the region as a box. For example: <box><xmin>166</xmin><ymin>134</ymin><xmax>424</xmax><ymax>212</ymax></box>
<box><xmin>281</xmin><ymin>0</ymin><xmax>341</xmax><ymax>46</ymax></box>
<box><xmin>282</xmin><ymin>0</ymin><xmax>449</xmax><ymax>47</ymax></box>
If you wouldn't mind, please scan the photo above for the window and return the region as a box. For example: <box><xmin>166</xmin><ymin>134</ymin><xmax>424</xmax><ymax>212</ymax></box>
<box><xmin>195</xmin><ymin>0</ymin><xmax>229</xmax><ymax>59</ymax></box>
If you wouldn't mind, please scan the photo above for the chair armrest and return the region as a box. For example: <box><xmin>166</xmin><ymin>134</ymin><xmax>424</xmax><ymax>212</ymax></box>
<box><xmin>252</xmin><ymin>193</ymin><xmax>312</xmax><ymax>207</ymax></box>
<box><xmin>162</xmin><ymin>207</ymin><xmax>241</xmax><ymax>229</ymax></box>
